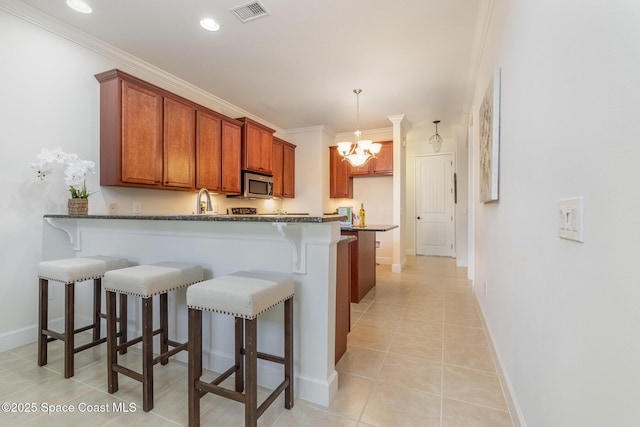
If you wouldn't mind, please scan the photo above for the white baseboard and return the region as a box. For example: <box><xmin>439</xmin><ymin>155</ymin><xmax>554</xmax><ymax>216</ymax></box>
<box><xmin>473</xmin><ymin>292</ymin><xmax>527</xmax><ymax>427</ymax></box>
<box><xmin>376</xmin><ymin>256</ymin><xmax>392</xmax><ymax>265</ymax></box>
<box><xmin>391</xmin><ymin>257</ymin><xmax>407</xmax><ymax>273</ymax></box>
<box><xmin>0</xmin><ymin>317</ymin><xmax>65</xmax><ymax>353</ymax></box>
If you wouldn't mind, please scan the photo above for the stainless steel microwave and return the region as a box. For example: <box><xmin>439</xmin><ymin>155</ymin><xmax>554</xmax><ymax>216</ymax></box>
<box><xmin>242</xmin><ymin>172</ymin><xmax>273</xmax><ymax>199</ymax></box>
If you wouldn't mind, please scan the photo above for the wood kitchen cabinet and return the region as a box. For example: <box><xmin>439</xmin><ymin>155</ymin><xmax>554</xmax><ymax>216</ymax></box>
<box><xmin>341</xmin><ymin>229</ymin><xmax>376</xmax><ymax>303</ymax></box>
<box><xmin>163</xmin><ymin>96</ymin><xmax>195</xmax><ymax>188</ymax></box>
<box><xmin>220</xmin><ymin>119</ymin><xmax>242</xmax><ymax>194</ymax></box>
<box><xmin>100</xmin><ymin>76</ymin><xmax>163</xmax><ymax>187</ymax></box>
<box><xmin>195</xmin><ymin>111</ymin><xmax>221</xmax><ymax>191</ymax></box>
<box><xmin>237</xmin><ymin>117</ymin><xmax>274</xmax><ymax>175</ymax></box>
<box><xmin>335</xmin><ymin>237</ymin><xmax>353</xmax><ymax>364</ymax></box>
<box><xmin>196</xmin><ymin>111</ymin><xmax>242</xmax><ymax>194</ymax></box>
<box><xmin>329</xmin><ymin>146</ymin><xmax>353</xmax><ymax>198</ymax></box>
<box><xmin>348</xmin><ymin>141</ymin><xmax>393</xmax><ymax>177</ymax></box>
<box><xmin>272</xmin><ymin>137</ymin><xmax>296</xmax><ymax>198</ymax></box>
<box><xmin>96</xmin><ymin>68</ymin><xmax>243</xmax><ymax>192</ymax></box>
<box><xmin>97</xmin><ymin>69</ymin><xmax>197</xmax><ymax>190</ymax></box>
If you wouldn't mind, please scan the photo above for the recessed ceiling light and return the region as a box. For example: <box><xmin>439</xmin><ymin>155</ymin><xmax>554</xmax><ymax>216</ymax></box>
<box><xmin>66</xmin><ymin>0</ymin><xmax>92</xmax><ymax>14</ymax></box>
<box><xmin>200</xmin><ymin>18</ymin><xmax>220</xmax><ymax>32</ymax></box>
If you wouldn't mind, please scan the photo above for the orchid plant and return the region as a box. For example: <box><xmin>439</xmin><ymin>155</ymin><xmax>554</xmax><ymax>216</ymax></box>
<box><xmin>32</xmin><ymin>147</ymin><xmax>96</xmax><ymax>198</ymax></box>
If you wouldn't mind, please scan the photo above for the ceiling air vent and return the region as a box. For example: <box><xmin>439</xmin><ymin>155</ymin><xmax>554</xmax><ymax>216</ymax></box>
<box><xmin>230</xmin><ymin>1</ymin><xmax>270</xmax><ymax>23</ymax></box>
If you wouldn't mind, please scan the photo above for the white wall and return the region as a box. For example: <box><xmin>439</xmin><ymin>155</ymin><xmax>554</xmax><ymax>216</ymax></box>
<box><xmin>0</xmin><ymin>5</ymin><xmax>287</xmax><ymax>348</ymax></box>
<box><xmin>280</xmin><ymin>126</ymin><xmax>331</xmax><ymax>216</ymax></box>
<box><xmin>0</xmin><ymin>9</ymin><xmax>116</xmax><ymax>347</ymax></box>
<box><xmin>471</xmin><ymin>1</ymin><xmax>640</xmax><ymax>426</ymax></box>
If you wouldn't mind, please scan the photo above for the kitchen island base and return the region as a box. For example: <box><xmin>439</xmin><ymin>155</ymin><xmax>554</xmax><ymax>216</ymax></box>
<box><xmin>340</xmin><ymin>224</ymin><xmax>398</xmax><ymax>303</ymax></box>
<box><xmin>42</xmin><ymin>215</ymin><xmax>342</xmax><ymax>407</ymax></box>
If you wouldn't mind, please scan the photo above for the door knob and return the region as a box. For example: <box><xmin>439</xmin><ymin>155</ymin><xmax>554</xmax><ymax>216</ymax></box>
<box><xmin>417</xmin><ymin>216</ymin><xmax>421</xmax><ymax>219</ymax></box>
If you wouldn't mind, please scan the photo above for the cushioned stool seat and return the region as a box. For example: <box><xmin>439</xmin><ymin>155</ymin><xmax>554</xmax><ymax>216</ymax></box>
<box><xmin>187</xmin><ymin>271</ymin><xmax>294</xmax><ymax>427</ymax></box>
<box><xmin>104</xmin><ymin>262</ymin><xmax>203</xmax><ymax>412</ymax></box>
<box><xmin>37</xmin><ymin>255</ymin><xmax>129</xmax><ymax>378</ymax></box>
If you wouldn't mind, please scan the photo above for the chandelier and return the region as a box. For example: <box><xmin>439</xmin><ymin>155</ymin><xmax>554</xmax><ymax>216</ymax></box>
<box><xmin>429</xmin><ymin>120</ymin><xmax>442</xmax><ymax>153</ymax></box>
<box><xmin>336</xmin><ymin>89</ymin><xmax>382</xmax><ymax>167</ymax></box>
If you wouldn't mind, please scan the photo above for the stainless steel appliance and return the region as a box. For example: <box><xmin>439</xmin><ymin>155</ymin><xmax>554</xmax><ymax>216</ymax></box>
<box><xmin>230</xmin><ymin>172</ymin><xmax>273</xmax><ymax>199</ymax></box>
<box><xmin>228</xmin><ymin>207</ymin><xmax>257</xmax><ymax>215</ymax></box>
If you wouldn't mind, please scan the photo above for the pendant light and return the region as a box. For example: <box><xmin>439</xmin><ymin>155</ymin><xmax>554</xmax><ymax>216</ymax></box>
<box><xmin>336</xmin><ymin>89</ymin><xmax>382</xmax><ymax>167</ymax></box>
<box><xmin>429</xmin><ymin>120</ymin><xmax>443</xmax><ymax>153</ymax></box>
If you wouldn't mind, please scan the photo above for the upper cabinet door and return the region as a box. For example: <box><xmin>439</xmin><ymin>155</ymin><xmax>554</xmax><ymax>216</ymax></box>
<box><xmin>259</xmin><ymin>129</ymin><xmax>273</xmax><ymax>174</ymax></box>
<box><xmin>239</xmin><ymin>117</ymin><xmax>274</xmax><ymax>175</ymax></box>
<box><xmin>272</xmin><ymin>138</ymin><xmax>284</xmax><ymax>197</ymax></box>
<box><xmin>282</xmin><ymin>142</ymin><xmax>295</xmax><ymax>198</ymax></box>
<box><xmin>372</xmin><ymin>141</ymin><xmax>393</xmax><ymax>175</ymax></box>
<box><xmin>220</xmin><ymin>119</ymin><xmax>242</xmax><ymax>194</ymax></box>
<box><xmin>272</xmin><ymin>137</ymin><xmax>296</xmax><ymax>198</ymax></box>
<box><xmin>163</xmin><ymin>96</ymin><xmax>196</xmax><ymax>189</ymax></box>
<box><xmin>196</xmin><ymin>110</ymin><xmax>222</xmax><ymax>191</ymax></box>
<box><xmin>347</xmin><ymin>141</ymin><xmax>393</xmax><ymax>177</ymax></box>
<box><xmin>349</xmin><ymin>162</ymin><xmax>370</xmax><ymax>176</ymax></box>
<box><xmin>244</xmin><ymin>123</ymin><xmax>263</xmax><ymax>172</ymax></box>
<box><xmin>330</xmin><ymin>146</ymin><xmax>353</xmax><ymax>198</ymax></box>
<box><xmin>121</xmin><ymin>80</ymin><xmax>163</xmax><ymax>185</ymax></box>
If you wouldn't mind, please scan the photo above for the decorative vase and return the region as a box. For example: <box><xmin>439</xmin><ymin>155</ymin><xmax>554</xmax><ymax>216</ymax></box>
<box><xmin>68</xmin><ymin>198</ymin><xmax>88</xmax><ymax>215</ymax></box>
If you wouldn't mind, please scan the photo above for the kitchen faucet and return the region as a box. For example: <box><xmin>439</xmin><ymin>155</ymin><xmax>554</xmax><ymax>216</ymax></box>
<box><xmin>196</xmin><ymin>188</ymin><xmax>212</xmax><ymax>214</ymax></box>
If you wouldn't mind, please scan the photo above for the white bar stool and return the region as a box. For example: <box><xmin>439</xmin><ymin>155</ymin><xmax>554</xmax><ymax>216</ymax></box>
<box><xmin>37</xmin><ymin>255</ymin><xmax>129</xmax><ymax>378</ymax></box>
<box><xmin>104</xmin><ymin>262</ymin><xmax>203</xmax><ymax>412</ymax></box>
<box><xmin>186</xmin><ymin>271</ymin><xmax>294</xmax><ymax>427</ymax></box>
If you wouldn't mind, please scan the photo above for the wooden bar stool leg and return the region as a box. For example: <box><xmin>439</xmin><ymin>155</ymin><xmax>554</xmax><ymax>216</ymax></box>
<box><xmin>235</xmin><ymin>317</ymin><xmax>244</xmax><ymax>392</ymax></box>
<box><xmin>38</xmin><ymin>278</ymin><xmax>48</xmax><ymax>367</ymax></box>
<box><xmin>160</xmin><ymin>293</ymin><xmax>169</xmax><ymax>365</ymax></box>
<box><xmin>93</xmin><ymin>278</ymin><xmax>102</xmax><ymax>342</ymax></box>
<box><xmin>106</xmin><ymin>290</ymin><xmax>118</xmax><ymax>393</ymax></box>
<box><xmin>284</xmin><ymin>297</ymin><xmax>294</xmax><ymax>409</ymax></box>
<box><xmin>142</xmin><ymin>296</ymin><xmax>154</xmax><ymax>412</ymax></box>
<box><xmin>64</xmin><ymin>282</ymin><xmax>75</xmax><ymax>379</ymax></box>
<box><xmin>119</xmin><ymin>293</ymin><xmax>127</xmax><ymax>355</ymax></box>
<box><xmin>245</xmin><ymin>318</ymin><xmax>258</xmax><ymax>427</ymax></box>
<box><xmin>188</xmin><ymin>308</ymin><xmax>202</xmax><ymax>427</ymax></box>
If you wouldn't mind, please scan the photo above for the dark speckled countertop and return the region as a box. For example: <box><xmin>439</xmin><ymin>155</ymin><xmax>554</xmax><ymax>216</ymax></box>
<box><xmin>338</xmin><ymin>235</ymin><xmax>357</xmax><ymax>245</ymax></box>
<box><xmin>43</xmin><ymin>214</ymin><xmax>346</xmax><ymax>224</ymax></box>
<box><xmin>340</xmin><ymin>224</ymin><xmax>398</xmax><ymax>232</ymax></box>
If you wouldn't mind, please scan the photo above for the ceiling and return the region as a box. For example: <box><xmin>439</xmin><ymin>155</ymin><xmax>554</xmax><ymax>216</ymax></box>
<box><xmin>17</xmin><ymin>0</ymin><xmax>483</xmax><ymax>134</ymax></box>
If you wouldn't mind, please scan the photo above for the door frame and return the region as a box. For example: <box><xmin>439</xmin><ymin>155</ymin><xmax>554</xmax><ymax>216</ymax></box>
<box><xmin>414</xmin><ymin>153</ymin><xmax>456</xmax><ymax>257</ymax></box>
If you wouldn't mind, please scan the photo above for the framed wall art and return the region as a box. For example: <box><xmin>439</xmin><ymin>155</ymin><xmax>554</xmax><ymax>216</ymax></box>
<box><xmin>479</xmin><ymin>67</ymin><xmax>501</xmax><ymax>203</ymax></box>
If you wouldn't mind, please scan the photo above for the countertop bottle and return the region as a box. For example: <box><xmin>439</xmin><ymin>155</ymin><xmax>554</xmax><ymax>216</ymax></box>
<box><xmin>359</xmin><ymin>203</ymin><xmax>365</xmax><ymax>227</ymax></box>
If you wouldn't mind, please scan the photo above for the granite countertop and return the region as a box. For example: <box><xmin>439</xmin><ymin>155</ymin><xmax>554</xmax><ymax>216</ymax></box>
<box><xmin>338</xmin><ymin>235</ymin><xmax>358</xmax><ymax>245</ymax></box>
<box><xmin>340</xmin><ymin>224</ymin><xmax>399</xmax><ymax>232</ymax></box>
<box><xmin>43</xmin><ymin>214</ymin><xmax>346</xmax><ymax>224</ymax></box>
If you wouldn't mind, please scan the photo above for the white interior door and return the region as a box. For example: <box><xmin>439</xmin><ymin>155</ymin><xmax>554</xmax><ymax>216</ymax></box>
<box><xmin>416</xmin><ymin>154</ymin><xmax>454</xmax><ymax>256</ymax></box>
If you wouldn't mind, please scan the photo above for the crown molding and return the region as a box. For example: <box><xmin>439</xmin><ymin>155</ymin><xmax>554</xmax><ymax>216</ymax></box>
<box><xmin>0</xmin><ymin>0</ymin><xmax>283</xmax><ymax>133</ymax></box>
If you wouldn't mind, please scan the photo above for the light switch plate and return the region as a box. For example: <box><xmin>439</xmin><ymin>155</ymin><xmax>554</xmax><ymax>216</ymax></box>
<box><xmin>558</xmin><ymin>197</ymin><xmax>584</xmax><ymax>242</ymax></box>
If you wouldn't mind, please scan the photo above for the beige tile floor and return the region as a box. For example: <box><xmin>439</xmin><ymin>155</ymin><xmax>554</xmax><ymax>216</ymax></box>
<box><xmin>0</xmin><ymin>256</ymin><xmax>513</xmax><ymax>426</ymax></box>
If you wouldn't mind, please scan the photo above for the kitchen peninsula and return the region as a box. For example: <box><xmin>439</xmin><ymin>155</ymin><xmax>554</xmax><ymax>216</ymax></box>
<box><xmin>42</xmin><ymin>213</ymin><xmax>344</xmax><ymax>407</ymax></box>
<box><xmin>340</xmin><ymin>224</ymin><xmax>399</xmax><ymax>302</ymax></box>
